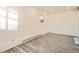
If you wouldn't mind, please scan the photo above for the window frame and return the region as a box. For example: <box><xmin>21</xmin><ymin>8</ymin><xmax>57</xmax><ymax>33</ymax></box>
<box><xmin>0</xmin><ymin>7</ymin><xmax>18</xmax><ymax>30</ymax></box>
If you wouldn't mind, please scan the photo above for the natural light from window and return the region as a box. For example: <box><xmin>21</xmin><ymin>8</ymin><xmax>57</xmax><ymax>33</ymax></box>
<box><xmin>0</xmin><ymin>7</ymin><xmax>18</xmax><ymax>30</ymax></box>
<box><xmin>0</xmin><ymin>7</ymin><xmax>6</xmax><ymax>16</ymax></box>
<box><xmin>0</xmin><ymin>17</ymin><xmax>6</xmax><ymax>29</ymax></box>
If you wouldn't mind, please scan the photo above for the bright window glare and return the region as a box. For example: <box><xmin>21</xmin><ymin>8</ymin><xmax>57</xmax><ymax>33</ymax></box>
<box><xmin>0</xmin><ymin>7</ymin><xmax>18</xmax><ymax>30</ymax></box>
<box><xmin>0</xmin><ymin>17</ymin><xmax>6</xmax><ymax>29</ymax></box>
<box><xmin>8</xmin><ymin>12</ymin><xmax>18</xmax><ymax>19</ymax></box>
<box><xmin>8</xmin><ymin>8</ymin><xmax>18</xmax><ymax>30</ymax></box>
<box><xmin>0</xmin><ymin>8</ymin><xmax>6</xmax><ymax>16</ymax></box>
<box><xmin>8</xmin><ymin>19</ymin><xmax>18</xmax><ymax>30</ymax></box>
<box><xmin>8</xmin><ymin>8</ymin><xmax>18</xmax><ymax>14</ymax></box>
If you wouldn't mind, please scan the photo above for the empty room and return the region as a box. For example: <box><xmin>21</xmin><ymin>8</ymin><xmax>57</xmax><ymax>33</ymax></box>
<box><xmin>0</xmin><ymin>6</ymin><xmax>79</xmax><ymax>53</ymax></box>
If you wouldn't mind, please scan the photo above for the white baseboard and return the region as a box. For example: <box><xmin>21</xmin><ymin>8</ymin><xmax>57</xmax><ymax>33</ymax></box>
<box><xmin>23</xmin><ymin>34</ymin><xmax>41</xmax><ymax>43</ymax></box>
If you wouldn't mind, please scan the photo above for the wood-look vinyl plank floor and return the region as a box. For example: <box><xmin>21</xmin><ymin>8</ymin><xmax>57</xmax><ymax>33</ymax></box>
<box><xmin>2</xmin><ymin>33</ymin><xmax>79</xmax><ymax>53</ymax></box>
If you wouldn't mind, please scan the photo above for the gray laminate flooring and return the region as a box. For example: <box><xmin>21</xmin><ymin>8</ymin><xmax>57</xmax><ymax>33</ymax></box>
<box><xmin>2</xmin><ymin>33</ymin><xmax>79</xmax><ymax>53</ymax></box>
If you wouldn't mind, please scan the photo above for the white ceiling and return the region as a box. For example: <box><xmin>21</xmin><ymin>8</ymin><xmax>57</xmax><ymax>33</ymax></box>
<box><xmin>36</xmin><ymin>6</ymin><xmax>77</xmax><ymax>13</ymax></box>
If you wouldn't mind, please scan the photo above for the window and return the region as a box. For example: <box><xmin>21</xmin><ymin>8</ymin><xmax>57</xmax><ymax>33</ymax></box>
<box><xmin>8</xmin><ymin>18</ymin><xmax>18</xmax><ymax>30</ymax></box>
<box><xmin>8</xmin><ymin>8</ymin><xmax>18</xmax><ymax>30</ymax></box>
<box><xmin>0</xmin><ymin>7</ymin><xmax>18</xmax><ymax>30</ymax></box>
<box><xmin>0</xmin><ymin>7</ymin><xmax>6</xmax><ymax>29</ymax></box>
<box><xmin>0</xmin><ymin>7</ymin><xmax>6</xmax><ymax>16</ymax></box>
<box><xmin>0</xmin><ymin>17</ymin><xmax>6</xmax><ymax>29</ymax></box>
<box><xmin>8</xmin><ymin>9</ymin><xmax>18</xmax><ymax>19</ymax></box>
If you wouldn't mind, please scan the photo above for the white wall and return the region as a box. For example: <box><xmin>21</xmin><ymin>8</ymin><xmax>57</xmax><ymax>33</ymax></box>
<box><xmin>0</xmin><ymin>7</ymin><xmax>48</xmax><ymax>52</ymax></box>
<box><xmin>48</xmin><ymin>10</ymin><xmax>77</xmax><ymax>36</ymax></box>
